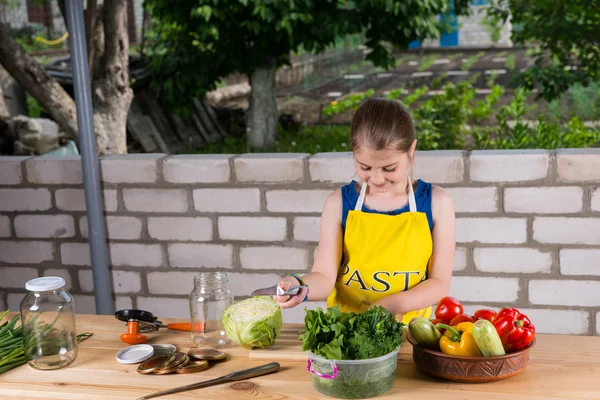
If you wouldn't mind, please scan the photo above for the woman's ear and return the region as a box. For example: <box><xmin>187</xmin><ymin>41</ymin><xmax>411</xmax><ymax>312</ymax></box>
<box><xmin>409</xmin><ymin>139</ymin><xmax>417</xmax><ymax>158</ymax></box>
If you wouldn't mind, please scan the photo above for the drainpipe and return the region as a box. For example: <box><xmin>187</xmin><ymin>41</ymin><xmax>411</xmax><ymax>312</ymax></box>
<box><xmin>64</xmin><ymin>0</ymin><xmax>114</xmax><ymax>315</ymax></box>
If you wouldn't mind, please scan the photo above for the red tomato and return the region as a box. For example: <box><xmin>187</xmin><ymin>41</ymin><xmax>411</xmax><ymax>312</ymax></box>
<box><xmin>434</xmin><ymin>296</ymin><xmax>463</xmax><ymax>324</ymax></box>
<box><xmin>449</xmin><ymin>313</ymin><xmax>475</xmax><ymax>326</ymax></box>
<box><xmin>474</xmin><ymin>308</ymin><xmax>497</xmax><ymax>323</ymax></box>
<box><xmin>430</xmin><ymin>318</ymin><xmax>445</xmax><ymax>334</ymax></box>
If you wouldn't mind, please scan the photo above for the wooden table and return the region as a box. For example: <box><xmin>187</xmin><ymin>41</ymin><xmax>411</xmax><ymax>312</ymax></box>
<box><xmin>1</xmin><ymin>313</ymin><xmax>599</xmax><ymax>399</ymax></box>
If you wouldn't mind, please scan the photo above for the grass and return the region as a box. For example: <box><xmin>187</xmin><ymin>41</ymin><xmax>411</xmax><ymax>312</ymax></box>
<box><xmin>462</xmin><ymin>51</ymin><xmax>485</xmax><ymax>71</ymax></box>
<box><xmin>417</xmin><ymin>54</ymin><xmax>439</xmax><ymax>72</ymax></box>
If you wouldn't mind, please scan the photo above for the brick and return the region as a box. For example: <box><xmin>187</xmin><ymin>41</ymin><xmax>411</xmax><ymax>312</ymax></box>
<box><xmin>470</xmin><ymin>150</ymin><xmax>549</xmax><ymax>182</ymax></box>
<box><xmin>137</xmin><ymin>296</ymin><xmax>189</xmax><ymax>318</ymax></box>
<box><xmin>0</xmin><ymin>241</ymin><xmax>54</xmax><ymax>264</ymax></box>
<box><xmin>453</xmin><ymin>247</ymin><xmax>468</xmax><ymax>271</ymax></box>
<box><xmin>266</xmin><ymin>190</ymin><xmax>330</xmax><ymax>213</ymax></box>
<box><xmin>474</xmin><ymin>248</ymin><xmax>552</xmax><ymax>274</ymax></box>
<box><xmin>281</xmin><ymin>301</ymin><xmax>328</xmax><ymax>324</ymax></box>
<box><xmin>309</xmin><ymin>153</ymin><xmax>355</xmax><ymax>183</ymax></box>
<box><xmin>445</xmin><ymin>187</ymin><xmax>497</xmax><ymax>213</ymax></box>
<box><xmin>110</xmin><ymin>243</ymin><xmax>163</xmax><ymax>267</ymax></box>
<box><xmin>0</xmin><ymin>267</ymin><xmax>39</xmax><ymax>288</ymax></box>
<box><xmin>504</xmin><ymin>187</ymin><xmax>583</xmax><ymax>214</ymax></box>
<box><xmin>0</xmin><ymin>215</ymin><xmax>9</xmax><ymax>237</ymax></box>
<box><xmin>557</xmin><ymin>151</ymin><xmax>600</xmax><ymax>182</ymax></box>
<box><xmin>15</xmin><ymin>215</ymin><xmax>75</xmax><ymax>238</ymax></box>
<box><xmin>79</xmin><ymin>270</ymin><xmax>142</xmax><ymax>294</ymax></box>
<box><xmin>123</xmin><ymin>189</ymin><xmax>188</xmax><ymax>212</ymax></box>
<box><xmin>167</xmin><ymin>243</ymin><xmax>233</xmax><ymax>269</ymax></box>
<box><xmin>414</xmin><ymin>151</ymin><xmax>464</xmax><ymax>183</ymax></box>
<box><xmin>0</xmin><ymin>156</ymin><xmax>27</xmax><ymax>184</ymax></box>
<box><xmin>193</xmin><ymin>189</ymin><xmax>260</xmax><ymax>213</ymax></box>
<box><xmin>235</xmin><ymin>154</ymin><xmax>306</xmax><ymax>183</ymax></box>
<box><xmin>592</xmin><ymin>188</ymin><xmax>600</xmax><ymax>212</ymax></box>
<box><xmin>0</xmin><ymin>189</ymin><xmax>51</xmax><ymax>211</ymax></box>
<box><xmin>147</xmin><ymin>271</ymin><xmax>199</xmax><ymax>295</ymax></box>
<box><xmin>100</xmin><ymin>154</ymin><xmax>161</xmax><ymax>183</ymax></box>
<box><xmin>218</xmin><ymin>217</ymin><xmax>287</xmax><ymax>241</ymax></box>
<box><xmin>148</xmin><ymin>217</ymin><xmax>212</xmax><ymax>241</ymax></box>
<box><xmin>529</xmin><ymin>279</ymin><xmax>600</xmax><ymax>306</ymax></box>
<box><xmin>73</xmin><ymin>295</ymin><xmax>96</xmax><ymax>314</ymax></box>
<box><xmin>560</xmin><ymin>249</ymin><xmax>600</xmax><ymax>276</ymax></box>
<box><xmin>80</xmin><ymin>216</ymin><xmax>142</xmax><ymax>240</ymax></box>
<box><xmin>0</xmin><ymin>295</ymin><xmax>5</xmax><ymax>311</ymax></box>
<box><xmin>55</xmin><ymin>189</ymin><xmax>118</xmax><ymax>212</ymax></box>
<box><xmin>456</xmin><ymin>218</ymin><xmax>527</xmax><ymax>244</ymax></box>
<box><xmin>26</xmin><ymin>155</ymin><xmax>83</xmax><ymax>184</ymax></box>
<box><xmin>61</xmin><ymin>243</ymin><xmax>90</xmax><ymax>266</ymax></box>
<box><xmin>7</xmin><ymin>293</ymin><xmax>25</xmax><ymax>311</ymax></box>
<box><xmin>534</xmin><ymin>217</ymin><xmax>600</xmax><ymax>245</ymax></box>
<box><xmin>240</xmin><ymin>247</ymin><xmax>309</xmax><ymax>270</ymax></box>
<box><xmin>227</xmin><ymin>272</ymin><xmax>285</xmax><ymax>297</ymax></box>
<box><xmin>116</xmin><ymin>296</ymin><xmax>133</xmax><ymax>310</ymax></box>
<box><xmin>43</xmin><ymin>269</ymin><xmax>72</xmax><ymax>291</ymax></box>
<box><xmin>293</xmin><ymin>217</ymin><xmax>320</xmax><ymax>242</ymax></box>
<box><xmin>462</xmin><ymin>304</ymin><xmax>589</xmax><ymax>335</ymax></box>
<box><xmin>449</xmin><ymin>276</ymin><xmax>520</xmax><ymax>302</ymax></box>
<box><xmin>162</xmin><ymin>155</ymin><xmax>231</xmax><ymax>183</ymax></box>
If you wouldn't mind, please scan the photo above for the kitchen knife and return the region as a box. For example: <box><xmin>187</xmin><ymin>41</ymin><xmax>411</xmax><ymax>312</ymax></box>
<box><xmin>250</xmin><ymin>285</ymin><xmax>302</xmax><ymax>297</ymax></box>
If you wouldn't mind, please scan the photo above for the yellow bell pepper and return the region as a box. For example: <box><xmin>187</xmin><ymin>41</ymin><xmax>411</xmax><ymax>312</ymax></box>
<box><xmin>434</xmin><ymin>322</ymin><xmax>483</xmax><ymax>357</ymax></box>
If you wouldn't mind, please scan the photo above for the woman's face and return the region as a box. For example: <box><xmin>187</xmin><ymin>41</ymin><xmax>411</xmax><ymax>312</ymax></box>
<box><xmin>354</xmin><ymin>140</ymin><xmax>416</xmax><ymax>193</ymax></box>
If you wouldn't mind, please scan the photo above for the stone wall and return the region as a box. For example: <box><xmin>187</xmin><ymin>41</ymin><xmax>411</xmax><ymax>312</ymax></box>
<box><xmin>1</xmin><ymin>149</ymin><xmax>599</xmax><ymax>335</ymax></box>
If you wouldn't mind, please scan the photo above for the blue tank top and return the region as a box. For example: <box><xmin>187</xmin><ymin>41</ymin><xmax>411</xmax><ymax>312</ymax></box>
<box><xmin>341</xmin><ymin>179</ymin><xmax>434</xmax><ymax>233</ymax></box>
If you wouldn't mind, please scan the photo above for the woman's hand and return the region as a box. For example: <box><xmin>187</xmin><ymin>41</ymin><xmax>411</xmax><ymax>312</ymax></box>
<box><xmin>273</xmin><ymin>276</ymin><xmax>308</xmax><ymax>309</ymax></box>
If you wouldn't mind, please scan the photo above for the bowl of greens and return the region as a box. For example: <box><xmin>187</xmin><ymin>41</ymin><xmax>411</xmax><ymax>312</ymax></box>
<box><xmin>299</xmin><ymin>306</ymin><xmax>404</xmax><ymax>399</ymax></box>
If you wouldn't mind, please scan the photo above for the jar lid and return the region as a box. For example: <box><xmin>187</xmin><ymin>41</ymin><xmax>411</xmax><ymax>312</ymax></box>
<box><xmin>25</xmin><ymin>277</ymin><xmax>66</xmax><ymax>292</ymax></box>
<box><xmin>116</xmin><ymin>344</ymin><xmax>155</xmax><ymax>364</ymax></box>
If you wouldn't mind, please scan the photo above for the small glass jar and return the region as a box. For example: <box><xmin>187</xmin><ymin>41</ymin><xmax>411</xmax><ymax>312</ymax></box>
<box><xmin>19</xmin><ymin>277</ymin><xmax>78</xmax><ymax>370</ymax></box>
<box><xmin>189</xmin><ymin>272</ymin><xmax>233</xmax><ymax>347</ymax></box>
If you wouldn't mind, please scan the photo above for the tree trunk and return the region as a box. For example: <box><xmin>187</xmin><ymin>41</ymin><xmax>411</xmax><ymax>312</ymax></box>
<box><xmin>247</xmin><ymin>57</ymin><xmax>278</xmax><ymax>150</ymax></box>
<box><xmin>92</xmin><ymin>0</ymin><xmax>133</xmax><ymax>154</ymax></box>
<box><xmin>0</xmin><ymin>85</ymin><xmax>9</xmax><ymax>119</ymax></box>
<box><xmin>0</xmin><ymin>22</ymin><xmax>78</xmax><ymax>138</ymax></box>
<box><xmin>84</xmin><ymin>0</ymin><xmax>98</xmax><ymax>79</ymax></box>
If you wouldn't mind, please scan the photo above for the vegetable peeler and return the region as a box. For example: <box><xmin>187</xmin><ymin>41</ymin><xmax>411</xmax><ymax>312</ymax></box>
<box><xmin>250</xmin><ymin>285</ymin><xmax>302</xmax><ymax>297</ymax></box>
<box><xmin>115</xmin><ymin>309</ymin><xmax>191</xmax><ymax>345</ymax></box>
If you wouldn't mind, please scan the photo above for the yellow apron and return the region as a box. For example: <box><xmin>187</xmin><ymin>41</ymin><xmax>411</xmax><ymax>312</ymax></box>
<box><xmin>327</xmin><ymin>177</ymin><xmax>433</xmax><ymax>324</ymax></box>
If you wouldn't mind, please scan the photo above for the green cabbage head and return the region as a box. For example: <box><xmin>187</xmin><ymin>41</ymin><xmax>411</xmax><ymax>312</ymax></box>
<box><xmin>222</xmin><ymin>296</ymin><xmax>282</xmax><ymax>349</ymax></box>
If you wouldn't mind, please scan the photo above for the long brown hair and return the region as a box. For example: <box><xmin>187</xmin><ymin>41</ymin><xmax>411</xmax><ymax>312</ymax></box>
<box><xmin>350</xmin><ymin>98</ymin><xmax>416</xmax><ymax>185</ymax></box>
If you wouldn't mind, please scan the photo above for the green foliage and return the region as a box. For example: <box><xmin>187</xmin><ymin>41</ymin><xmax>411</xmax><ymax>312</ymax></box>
<box><xmin>299</xmin><ymin>305</ymin><xmax>404</xmax><ymax>360</ymax></box>
<box><xmin>481</xmin><ymin>12</ymin><xmax>503</xmax><ymax>44</ymax></box>
<box><xmin>462</xmin><ymin>51</ymin><xmax>485</xmax><ymax>71</ymax></box>
<box><xmin>418</xmin><ymin>54</ymin><xmax>439</xmax><ymax>72</ymax></box>
<box><xmin>322</xmin><ymin>89</ymin><xmax>375</xmax><ymax>118</ymax></box>
<box><xmin>486</xmin><ymin>0</ymin><xmax>600</xmax><ymax>101</ymax></box>
<box><xmin>504</xmin><ymin>54</ymin><xmax>516</xmax><ymax>70</ymax></box>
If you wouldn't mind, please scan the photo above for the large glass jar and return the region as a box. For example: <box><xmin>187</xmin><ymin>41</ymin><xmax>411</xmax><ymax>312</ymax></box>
<box><xmin>189</xmin><ymin>272</ymin><xmax>233</xmax><ymax>347</ymax></box>
<box><xmin>19</xmin><ymin>277</ymin><xmax>78</xmax><ymax>370</ymax></box>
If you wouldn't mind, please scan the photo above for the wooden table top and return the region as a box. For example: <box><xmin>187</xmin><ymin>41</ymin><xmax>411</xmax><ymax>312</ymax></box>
<box><xmin>1</xmin><ymin>313</ymin><xmax>599</xmax><ymax>399</ymax></box>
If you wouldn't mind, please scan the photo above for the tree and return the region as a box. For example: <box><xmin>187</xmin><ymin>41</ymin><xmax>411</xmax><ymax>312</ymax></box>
<box><xmin>487</xmin><ymin>0</ymin><xmax>600</xmax><ymax>101</ymax></box>
<box><xmin>145</xmin><ymin>0</ymin><xmax>471</xmax><ymax>150</ymax></box>
<box><xmin>0</xmin><ymin>0</ymin><xmax>132</xmax><ymax>154</ymax></box>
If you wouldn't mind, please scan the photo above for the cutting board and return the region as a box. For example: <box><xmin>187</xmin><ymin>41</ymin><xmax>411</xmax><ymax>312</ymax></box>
<box><xmin>249</xmin><ymin>325</ymin><xmax>307</xmax><ymax>361</ymax></box>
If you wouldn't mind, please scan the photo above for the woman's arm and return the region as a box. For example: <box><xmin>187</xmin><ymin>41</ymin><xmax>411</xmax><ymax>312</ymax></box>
<box><xmin>374</xmin><ymin>185</ymin><xmax>456</xmax><ymax>317</ymax></box>
<box><xmin>274</xmin><ymin>189</ymin><xmax>343</xmax><ymax>308</ymax></box>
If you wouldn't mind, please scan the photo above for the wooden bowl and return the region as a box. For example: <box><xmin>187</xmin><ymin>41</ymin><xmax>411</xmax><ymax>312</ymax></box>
<box><xmin>406</xmin><ymin>332</ymin><xmax>535</xmax><ymax>383</ymax></box>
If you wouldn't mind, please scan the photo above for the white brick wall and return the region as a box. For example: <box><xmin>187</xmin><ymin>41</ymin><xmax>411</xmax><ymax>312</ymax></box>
<box><xmin>25</xmin><ymin>156</ymin><xmax>83</xmax><ymax>184</ymax></box>
<box><xmin>240</xmin><ymin>246</ymin><xmax>308</xmax><ymax>270</ymax></box>
<box><xmin>218</xmin><ymin>217</ymin><xmax>287</xmax><ymax>241</ymax></box>
<box><xmin>266</xmin><ymin>190</ymin><xmax>330</xmax><ymax>213</ymax></box>
<box><xmin>0</xmin><ymin>215</ymin><xmax>10</xmax><ymax>237</ymax></box>
<box><xmin>453</xmin><ymin>247</ymin><xmax>468</xmax><ymax>271</ymax></box>
<box><xmin>80</xmin><ymin>216</ymin><xmax>142</xmax><ymax>240</ymax></box>
<box><xmin>55</xmin><ymin>189</ymin><xmax>118</xmax><ymax>212</ymax></box>
<box><xmin>557</xmin><ymin>152</ymin><xmax>600</xmax><ymax>182</ymax></box>
<box><xmin>193</xmin><ymin>189</ymin><xmax>260</xmax><ymax>213</ymax></box>
<box><xmin>162</xmin><ymin>155</ymin><xmax>230</xmax><ymax>183</ymax></box>
<box><xmin>0</xmin><ymin>267</ymin><xmax>38</xmax><ymax>288</ymax></box>
<box><xmin>0</xmin><ymin>241</ymin><xmax>54</xmax><ymax>264</ymax></box>
<box><xmin>15</xmin><ymin>215</ymin><xmax>75</xmax><ymax>238</ymax></box>
<box><xmin>309</xmin><ymin>153</ymin><xmax>355</xmax><ymax>183</ymax></box>
<box><xmin>457</xmin><ymin>218</ymin><xmax>527</xmax><ymax>244</ymax></box>
<box><xmin>449</xmin><ymin>276</ymin><xmax>520</xmax><ymax>302</ymax></box>
<box><xmin>473</xmin><ymin>248</ymin><xmax>552</xmax><ymax>274</ymax></box>
<box><xmin>137</xmin><ymin>296</ymin><xmax>190</xmax><ymax>319</ymax></box>
<box><xmin>167</xmin><ymin>243</ymin><xmax>233</xmax><ymax>269</ymax></box>
<box><xmin>110</xmin><ymin>243</ymin><xmax>163</xmax><ymax>267</ymax></box>
<box><xmin>0</xmin><ymin>156</ymin><xmax>26</xmax><ymax>185</ymax></box>
<box><xmin>124</xmin><ymin>189</ymin><xmax>188</xmax><ymax>212</ymax></box>
<box><xmin>446</xmin><ymin>187</ymin><xmax>497</xmax><ymax>213</ymax></box>
<box><xmin>60</xmin><ymin>243</ymin><xmax>90</xmax><ymax>266</ymax></box>
<box><xmin>100</xmin><ymin>154</ymin><xmax>161</xmax><ymax>183</ymax></box>
<box><xmin>504</xmin><ymin>187</ymin><xmax>583</xmax><ymax>214</ymax></box>
<box><xmin>592</xmin><ymin>189</ymin><xmax>600</xmax><ymax>212</ymax></box>
<box><xmin>235</xmin><ymin>154</ymin><xmax>306</xmax><ymax>183</ymax></box>
<box><xmin>0</xmin><ymin>189</ymin><xmax>51</xmax><ymax>211</ymax></box>
<box><xmin>79</xmin><ymin>270</ymin><xmax>142</xmax><ymax>294</ymax></box>
<box><xmin>414</xmin><ymin>151</ymin><xmax>464</xmax><ymax>184</ymax></box>
<box><xmin>560</xmin><ymin>250</ymin><xmax>600</xmax><ymax>276</ymax></box>
<box><xmin>529</xmin><ymin>280</ymin><xmax>600</xmax><ymax>307</ymax></box>
<box><xmin>470</xmin><ymin>151</ymin><xmax>549</xmax><ymax>182</ymax></box>
<box><xmin>148</xmin><ymin>217</ymin><xmax>212</xmax><ymax>241</ymax></box>
<box><xmin>293</xmin><ymin>217</ymin><xmax>320</xmax><ymax>242</ymax></box>
<box><xmin>534</xmin><ymin>217</ymin><xmax>600</xmax><ymax>245</ymax></box>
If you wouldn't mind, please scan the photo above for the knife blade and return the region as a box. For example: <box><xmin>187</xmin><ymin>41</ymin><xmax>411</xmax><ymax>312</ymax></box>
<box><xmin>250</xmin><ymin>285</ymin><xmax>302</xmax><ymax>297</ymax></box>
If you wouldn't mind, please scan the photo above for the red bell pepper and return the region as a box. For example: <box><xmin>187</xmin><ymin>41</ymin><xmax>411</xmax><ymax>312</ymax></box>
<box><xmin>492</xmin><ymin>308</ymin><xmax>535</xmax><ymax>352</ymax></box>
